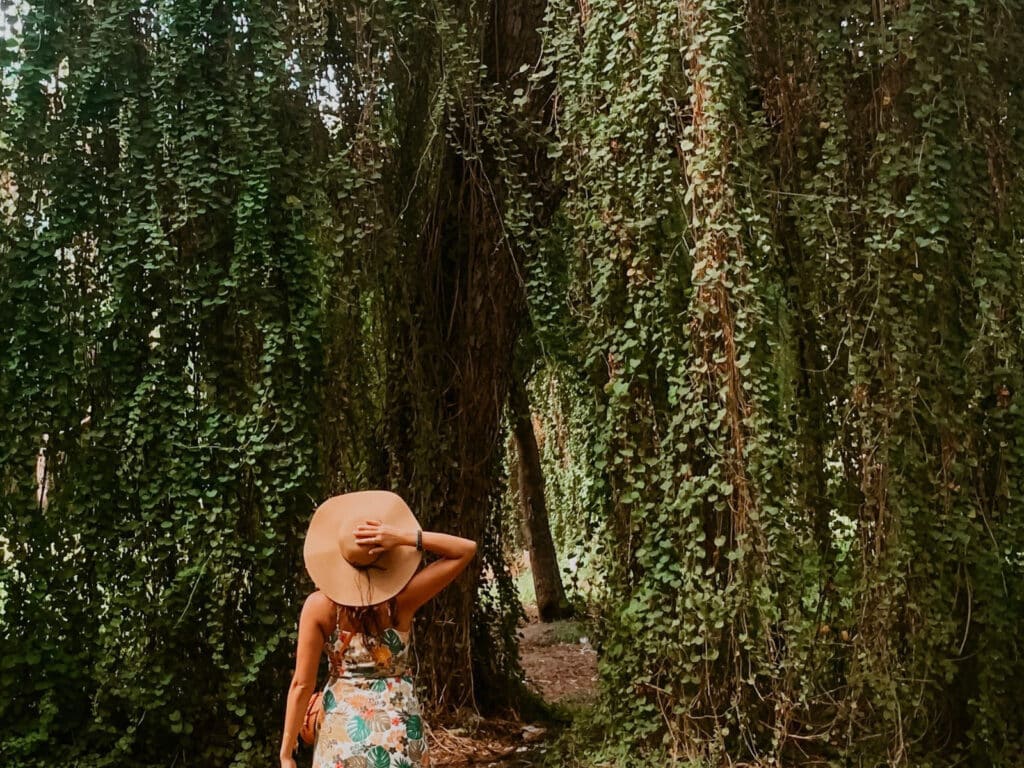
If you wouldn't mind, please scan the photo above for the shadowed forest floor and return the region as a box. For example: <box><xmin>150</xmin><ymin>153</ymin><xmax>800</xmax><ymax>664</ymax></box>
<box><xmin>428</xmin><ymin>617</ymin><xmax>598</xmax><ymax>767</ymax></box>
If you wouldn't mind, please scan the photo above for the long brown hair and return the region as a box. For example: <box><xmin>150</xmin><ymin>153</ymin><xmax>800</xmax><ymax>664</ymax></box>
<box><xmin>336</xmin><ymin>596</ymin><xmax>398</xmax><ymax>650</ymax></box>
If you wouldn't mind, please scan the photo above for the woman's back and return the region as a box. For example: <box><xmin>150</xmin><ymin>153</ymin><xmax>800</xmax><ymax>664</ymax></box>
<box><xmin>324</xmin><ymin>601</ymin><xmax>414</xmax><ymax>681</ymax></box>
<box><xmin>281</xmin><ymin>498</ymin><xmax>477</xmax><ymax>768</ymax></box>
<box><xmin>315</xmin><ymin>601</ymin><xmax>426</xmax><ymax>765</ymax></box>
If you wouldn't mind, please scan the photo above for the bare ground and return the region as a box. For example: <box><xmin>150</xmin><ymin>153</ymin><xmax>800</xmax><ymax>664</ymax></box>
<box><xmin>428</xmin><ymin>616</ymin><xmax>598</xmax><ymax>766</ymax></box>
<box><xmin>517</xmin><ymin>618</ymin><xmax>598</xmax><ymax>707</ymax></box>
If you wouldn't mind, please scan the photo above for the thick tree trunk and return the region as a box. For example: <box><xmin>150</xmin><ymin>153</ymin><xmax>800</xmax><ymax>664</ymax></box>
<box><xmin>383</xmin><ymin>0</ymin><xmax>558</xmax><ymax>715</ymax></box>
<box><xmin>508</xmin><ymin>376</ymin><xmax>572</xmax><ymax>622</ymax></box>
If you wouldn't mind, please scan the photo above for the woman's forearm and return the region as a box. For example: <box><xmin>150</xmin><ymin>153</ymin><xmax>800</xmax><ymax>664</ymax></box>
<box><xmin>279</xmin><ymin>680</ymin><xmax>313</xmax><ymax>759</ymax></box>
<box><xmin>399</xmin><ymin>529</ymin><xmax>476</xmax><ymax>559</ymax></box>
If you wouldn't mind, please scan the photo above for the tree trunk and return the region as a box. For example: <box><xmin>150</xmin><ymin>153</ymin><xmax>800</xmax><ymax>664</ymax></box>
<box><xmin>383</xmin><ymin>0</ymin><xmax>558</xmax><ymax>714</ymax></box>
<box><xmin>509</xmin><ymin>376</ymin><xmax>572</xmax><ymax>622</ymax></box>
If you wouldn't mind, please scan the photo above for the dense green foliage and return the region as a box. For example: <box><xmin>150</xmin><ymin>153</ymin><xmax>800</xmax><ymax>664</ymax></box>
<box><xmin>2</xmin><ymin>3</ymin><xmax>335</xmax><ymax>766</ymax></box>
<box><xmin>1</xmin><ymin>1</ymin><xmax>528</xmax><ymax>765</ymax></box>
<box><xmin>3</xmin><ymin>0</ymin><xmax>1023</xmax><ymax>767</ymax></box>
<box><xmin>524</xmin><ymin>0</ymin><xmax>1024</xmax><ymax>765</ymax></box>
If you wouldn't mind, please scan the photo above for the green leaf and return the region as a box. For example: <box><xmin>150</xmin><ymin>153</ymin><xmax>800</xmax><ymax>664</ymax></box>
<box><xmin>346</xmin><ymin>714</ymin><xmax>370</xmax><ymax>742</ymax></box>
<box><xmin>404</xmin><ymin>713</ymin><xmax>423</xmax><ymax>740</ymax></box>
<box><xmin>381</xmin><ymin>628</ymin><xmax>405</xmax><ymax>653</ymax></box>
<box><xmin>366</xmin><ymin>745</ymin><xmax>391</xmax><ymax>768</ymax></box>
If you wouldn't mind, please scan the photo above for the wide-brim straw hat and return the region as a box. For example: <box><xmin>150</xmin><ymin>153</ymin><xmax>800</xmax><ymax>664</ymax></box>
<box><xmin>304</xmin><ymin>490</ymin><xmax>422</xmax><ymax>606</ymax></box>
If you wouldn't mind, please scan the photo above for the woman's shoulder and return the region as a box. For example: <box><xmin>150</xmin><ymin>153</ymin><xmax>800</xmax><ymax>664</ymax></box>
<box><xmin>303</xmin><ymin>588</ymin><xmax>334</xmax><ymax>605</ymax></box>
<box><xmin>302</xmin><ymin>590</ymin><xmax>338</xmax><ymax>642</ymax></box>
<box><xmin>302</xmin><ymin>589</ymin><xmax>337</xmax><ymax>620</ymax></box>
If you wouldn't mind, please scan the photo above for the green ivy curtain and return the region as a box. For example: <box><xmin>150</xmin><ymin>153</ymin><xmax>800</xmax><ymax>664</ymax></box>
<box><xmin>525</xmin><ymin>0</ymin><xmax>1024</xmax><ymax>764</ymax></box>
<box><xmin>1</xmin><ymin>2</ymin><xmax>355</xmax><ymax>765</ymax></box>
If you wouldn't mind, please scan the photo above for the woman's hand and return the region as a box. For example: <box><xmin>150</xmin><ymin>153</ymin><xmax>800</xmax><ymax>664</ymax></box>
<box><xmin>279</xmin><ymin>756</ymin><xmax>297</xmax><ymax>768</ymax></box>
<box><xmin>354</xmin><ymin>520</ymin><xmax>414</xmax><ymax>556</ymax></box>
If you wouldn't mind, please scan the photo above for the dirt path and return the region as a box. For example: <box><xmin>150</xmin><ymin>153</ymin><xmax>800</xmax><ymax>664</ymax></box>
<box><xmin>429</xmin><ymin>618</ymin><xmax>598</xmax><ymax>766</ymax></box>
<box><xmin>518</xmin><ymin>619</ymin><xmax>598</xmax><ymax>707</ymax></box>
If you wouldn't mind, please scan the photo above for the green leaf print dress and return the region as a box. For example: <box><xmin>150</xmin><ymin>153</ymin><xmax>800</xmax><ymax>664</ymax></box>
<box><xmin>313</xmin><ymin>604</ymin><xmax>429</xmax><ymax>768</ymax></box>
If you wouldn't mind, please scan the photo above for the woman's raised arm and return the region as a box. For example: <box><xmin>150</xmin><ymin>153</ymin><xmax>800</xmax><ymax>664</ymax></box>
<box><xmin>354</xmin><ymin>521</ymin><xmax>477</xmax><ymax>617</ymax></box>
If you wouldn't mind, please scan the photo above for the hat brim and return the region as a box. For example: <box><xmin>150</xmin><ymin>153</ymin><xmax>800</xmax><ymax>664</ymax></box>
<box><xmin>304</xmin><ymin>490</ymin><xmax>422</xmax><ymax>606</ymax></box>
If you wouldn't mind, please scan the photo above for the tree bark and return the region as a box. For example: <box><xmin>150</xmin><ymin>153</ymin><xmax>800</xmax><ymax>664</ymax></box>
<box><xmin>383</xmin><ymin>0</ymin><xmax>559</xmax><ymax>714</ymax></box>
<box><xmin>508</xmin><ymin>376</ymin><xmax>572</xmax><ymax>622</ymax></box>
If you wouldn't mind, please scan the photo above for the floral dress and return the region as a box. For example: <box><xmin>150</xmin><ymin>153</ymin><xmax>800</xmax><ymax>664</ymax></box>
<box><xmin>313</xmin><ymin>604</ymin><xmax>429</xmax><ymax>768</ymax></box>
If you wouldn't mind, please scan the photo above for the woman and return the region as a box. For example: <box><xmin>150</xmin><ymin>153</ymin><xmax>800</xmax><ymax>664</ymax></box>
<box><xmin>279</xmin><ymin>490</ymin><xmax>477</xmax><ymax>768</ymax></box>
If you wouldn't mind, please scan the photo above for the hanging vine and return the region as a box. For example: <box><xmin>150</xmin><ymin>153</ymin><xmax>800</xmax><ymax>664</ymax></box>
<box><xmin>529</xmin><ymin>0</ymin><xmax>1024</xmax><ymax>765</ymax></box>
<box><xmin>3</xmin><ymin>1</ymin><xmax>1023</xmax><ymax>766</ymax></box>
